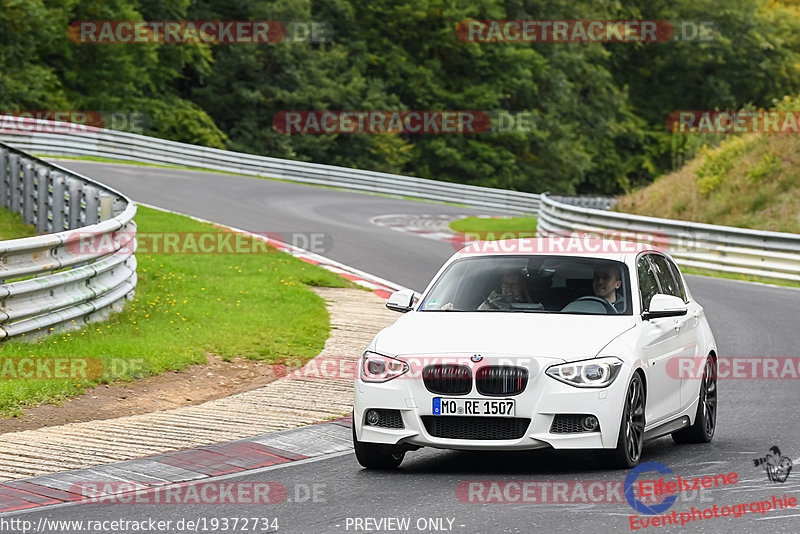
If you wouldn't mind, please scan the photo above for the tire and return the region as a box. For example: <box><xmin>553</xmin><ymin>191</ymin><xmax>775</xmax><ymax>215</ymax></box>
<box><xmin>604</xmin><ymin>373</ymin><xmax>646</xmax><ymax>469</ymax></box>
<box><xmin>672</xmin><ymin>356</ymin><xmax>717</xmax><ymax>444</ymax></box>
<box><xmin>352</xmin><ymin>421</ymin><xmax>405</xmax><ymax>469</ymax></box>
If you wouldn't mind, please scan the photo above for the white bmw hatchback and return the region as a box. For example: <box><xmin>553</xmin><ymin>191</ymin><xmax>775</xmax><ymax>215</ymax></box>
<box><xmin>353</xmin><ymin>238</ymin><xmax>718</xmax><ymax>469</ymax></box>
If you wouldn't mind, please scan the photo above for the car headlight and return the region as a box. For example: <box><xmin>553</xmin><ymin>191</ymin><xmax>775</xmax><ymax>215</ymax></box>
<box><xmin>546</xmin><ymin>357</ymin><xmax>623</xmax><ymax>388</ymax></box>
<box><xmin>360</xmin><ymin>351</ymin><xmax>409</xmax><ymax>383</ymax></box>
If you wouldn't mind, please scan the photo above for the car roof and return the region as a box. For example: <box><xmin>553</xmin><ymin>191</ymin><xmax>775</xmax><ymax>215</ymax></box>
<box><xmin>454</xmin><ymin>237</ymin><xmax>662</xmax><ymax>263</ymax></box>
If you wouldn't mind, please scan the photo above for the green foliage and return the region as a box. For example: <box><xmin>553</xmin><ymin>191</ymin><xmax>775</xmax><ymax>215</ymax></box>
<box><xmin>695</xmin><ymin>137</ymin><xmax>749</xmax><ymax>195</ymax></box>
<box><xmin>748</xmin><ymin>152</ymin><xmax>782</xmax><ymax>183</ymax></box>
<box><xmin>0</xmin><ymin>205</ymin><xmax>35</xmax><ymax>240</ymax></box>
<box><xmin>3</xmin><ymin>0</ymin><xmax>800</xmax><ymax>193</ymax></box>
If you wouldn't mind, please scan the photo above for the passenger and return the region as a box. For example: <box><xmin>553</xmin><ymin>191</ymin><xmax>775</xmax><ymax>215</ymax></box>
<box><xmin>593</xmin><ymin>264</ymin><xmax>625</xmax><ymax>313</ymax></box>
<box><xmin>479</xmin><ymin>270</ymin><xmax>532</xmax><ymax>310</ymax></box>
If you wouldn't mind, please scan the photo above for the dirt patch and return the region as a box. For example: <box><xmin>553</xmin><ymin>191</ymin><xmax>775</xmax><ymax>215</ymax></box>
<box><xmin>1</xmin><ymin>355</ymin><xmax>281</xmax><ymax>433</ymax></box>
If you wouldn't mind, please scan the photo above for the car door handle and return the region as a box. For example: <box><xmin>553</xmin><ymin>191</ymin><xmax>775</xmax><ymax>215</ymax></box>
<box><xmin>673</xmin><ymin>319</ymin><xmax>681</xmax><ymax>331</ymax></box>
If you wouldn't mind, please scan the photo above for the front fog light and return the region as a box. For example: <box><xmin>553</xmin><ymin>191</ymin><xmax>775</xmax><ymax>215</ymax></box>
<box><xmin>581</xmin><ymin>415</ymin><xmax>599</xmax><ymax>431</ymax></box>
<box><xmin>366</xmin><ymin>410</ymin><xmax>380</xmax><ymax>426</ymax></box>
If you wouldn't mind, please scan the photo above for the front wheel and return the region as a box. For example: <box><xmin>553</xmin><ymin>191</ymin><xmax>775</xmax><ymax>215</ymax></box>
<box><xmin>604</xmin><ymin>373</ymin><xmax>645</xmax><ymax>468</ymax></box>
<box><xmin>672</xmin><ymin>356</ymin><xmax>717</xmax><ymax>444</ymax></box>
<box><xmin>352</xmin><ymin>422</ymin><xmax>405</xmax><ymax>469</ymax></box>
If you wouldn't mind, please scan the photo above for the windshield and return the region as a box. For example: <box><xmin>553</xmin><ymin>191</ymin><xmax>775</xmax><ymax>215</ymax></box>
<box><xmin>420</xmin><ymin>255</ymin><xmax>632</xmax><ymax>315</ymax></box>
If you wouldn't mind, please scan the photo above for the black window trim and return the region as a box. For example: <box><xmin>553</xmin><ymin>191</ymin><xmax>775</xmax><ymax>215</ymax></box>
<box><xmin>636</xmin><ymin>251</ymin><xmax>689</xmax><ymax>311</ymax></box>
<box><xmin>664</xmin><ymin>256</ymin><xmax>689</xmax><ymax>303</ymax></box>
<box><xmin>635</xmin><ymin>252</ymin><xmax>662</xmax><ymax>313</ymax></box>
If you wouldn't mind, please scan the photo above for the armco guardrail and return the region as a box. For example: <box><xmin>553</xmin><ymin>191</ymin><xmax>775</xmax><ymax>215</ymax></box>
<box><xmin>0</xmin><ymin>120</ymin><xmax>539</xmax><ymax>215</ymax></box>
<box><xmin>0</xmin><ymin>141</ymin><xmax>137</xmax><ymax>339</ymax></box>
<box><xmin>538</xmin><ymin>193</ymin><xmax>800</xmax><ymax>283</ymax></box>
<box><xmin>4</xmin><ymin>121</ymin><xmax>799</xmax><ymax>284</ymax></box>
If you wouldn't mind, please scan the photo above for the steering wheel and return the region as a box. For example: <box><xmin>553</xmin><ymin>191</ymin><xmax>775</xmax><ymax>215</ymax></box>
<box><xmin>574</xmin><ymin>296</ymin><xmax>618</xmax><ymax>314</ymax></box>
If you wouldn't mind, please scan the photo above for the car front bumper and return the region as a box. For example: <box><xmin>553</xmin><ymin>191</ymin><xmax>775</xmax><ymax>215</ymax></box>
<box><xmin>353</xmin><ymin>355</ymin><xmax>631</xmax><ymax>451</ymax></box>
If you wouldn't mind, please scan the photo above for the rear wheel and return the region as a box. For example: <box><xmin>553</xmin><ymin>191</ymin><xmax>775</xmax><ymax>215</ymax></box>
<box><xmin>352</xmin><ymin>421</ymin><xmax>405</xmax><ymax>469</ymax></box>
<box><xmin>604</xmin><ymin>373</ymin><xmax>645</xmax><ymax>468</ymax></box>
<box><xmin>672</xmin><ymin>356</ymin><xmax>717</xmax><ymax>444</ymax></box>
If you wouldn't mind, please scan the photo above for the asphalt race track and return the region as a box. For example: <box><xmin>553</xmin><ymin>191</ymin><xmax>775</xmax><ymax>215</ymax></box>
<box><xmin>11</xmin><ymin>161</ymin><xmax>799</xmax><ymax>533</ymax></box>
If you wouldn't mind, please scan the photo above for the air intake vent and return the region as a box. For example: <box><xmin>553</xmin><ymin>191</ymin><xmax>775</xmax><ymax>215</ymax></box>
<box><xmin>550</xmin><ymin>414</ymin><xmax>599</xmax><ymax>433</ymax></box>
<box><xmin>422</xmin><ymin>416</ymin><xmax>530</xmax><ymax>440</ymax></box>
<box><xmin>476</xmin><ymin>366</ymin><xmax>528</xmax><ymax>396</ymax></box>
<box><xmin>365</xmin><ymin>409</ymin><xmax>404</xmax><ymax>429</ymax></box>
<box><xmin>423</xmin><ymin>364</ymin><xmax>472</xmax><ymax>395</ymax></box>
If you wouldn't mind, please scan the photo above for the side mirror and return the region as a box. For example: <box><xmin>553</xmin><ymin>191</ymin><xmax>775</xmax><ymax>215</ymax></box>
<box><xmin>386</xmin><ymin>289</ymin><xmax>417</xmax><ymax>313</ymax></box>
<box><xmin>643</xmin><ymin>294</ymin><xmax>687</xmax><ymax>320</ymax></box>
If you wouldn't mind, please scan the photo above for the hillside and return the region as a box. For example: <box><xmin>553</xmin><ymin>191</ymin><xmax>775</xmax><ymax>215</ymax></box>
<box><xmin>615</xmin><ymin>132</ymin><xmax>800</xmax><ymax>234</ymax></box>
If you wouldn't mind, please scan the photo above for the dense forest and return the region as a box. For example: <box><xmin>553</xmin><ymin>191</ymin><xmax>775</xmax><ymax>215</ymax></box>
<box><xmin>2</xmin><ymin>0</ymin><xmax>800</xmax><ymax>194</ymax></box>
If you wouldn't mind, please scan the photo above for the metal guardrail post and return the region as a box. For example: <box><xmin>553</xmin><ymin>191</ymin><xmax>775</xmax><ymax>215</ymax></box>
<box><xmin>67</xmin><ymin>178</ymin><xmax>82</xmax><ymax>229</ymax></box>
<box><xmin>99</xmin><ymin>195</ymin><xmax>113</xmax><ymax>221</ymax></box>
<box><xmin>8</xmin><ymin>154</ymin><xmax>20</xmax><ymax>211</ymax></box>
<box><xmin>51</xmin><ymin>173</ymin><xmax>66</xmax><ymax>231</ymax></box>
<box><xmin>35</xmin><ymin>167</ymin><xmax>49</xmax><ymax>233</ymax></box>
<box><xmin>84</xmin><ymin>186</ymin><xmax>99</xmax><ymax>225</ymax></box>
<box><xmin>0</xmin><ymin>148</ymin><xmax>7</xmax><ymax>207</ymax></box>
<box><xmin>21</xmin><ymin>161</ymin><xmax>35</xmax><ymax>225</ymax></box>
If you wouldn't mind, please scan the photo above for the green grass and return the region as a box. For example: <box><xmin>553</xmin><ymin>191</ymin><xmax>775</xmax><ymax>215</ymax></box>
<box><xmin>41</xmin><ymin>154</ymin><xmax>240</xmax><ymax>174</ymax></box>
<box><xmin>0</xmin><ymin>205</ymin><xmax>355</xmax><ymax>417</ymax></box>
<box><xmin>680</xmin><ymin>266</ymin><xmax>800</xmax><ymax>289</ymax></box>
<box><xmin>0</xmin><ymin>208</ymin><xmax>35</xmax><ymax>240</ymax></box>
<box><xmin>449</xmin><ymin>216</ymin><xmax>539</xmax><ymax>240</ymax></box>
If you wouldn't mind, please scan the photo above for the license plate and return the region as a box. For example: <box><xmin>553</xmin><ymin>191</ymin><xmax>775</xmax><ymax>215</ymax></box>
<box><xmin>432</xmin><ymin>398</ymin><xmax>515</xmax><ymax>417</ymax></box>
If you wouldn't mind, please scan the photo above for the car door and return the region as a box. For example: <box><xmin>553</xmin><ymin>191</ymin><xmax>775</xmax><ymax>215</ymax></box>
<box><xmin>660</xmin><ymin>255</ymin><xmax>704</xmax><ymax>411</ymax></box>
<box><xmin>637</xmin><ymin>254</ymin><xmax>682</xmax><ymax>424</ymax></box>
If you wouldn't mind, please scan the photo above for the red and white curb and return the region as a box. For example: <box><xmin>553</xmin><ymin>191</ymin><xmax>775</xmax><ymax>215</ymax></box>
<box><xmin>0</xmin><ymin>417</ymin><xmax>353</xmax><ymax>514</ymax></box>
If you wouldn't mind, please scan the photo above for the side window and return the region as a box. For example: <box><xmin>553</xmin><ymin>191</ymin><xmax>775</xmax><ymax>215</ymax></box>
<box><xmin>666</xmin><ymin>258</ymin><xmax>687</xmax><ymax>302</ymax></box>
<box><xmin>637</xmin><ymin>256</ymin><xmax>659</xmax><ymax>311</ymax></box>
<box><xmin>650</xmin><ymin>255</ymin><xmax>682</xmax><ymax>299</ymax></box>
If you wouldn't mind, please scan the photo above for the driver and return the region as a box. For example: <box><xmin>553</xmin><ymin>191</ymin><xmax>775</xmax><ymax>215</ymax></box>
<box><xmin>479</xmin><ymin>270</ymin><xmax>533</xmax><ymax>310</ymax></box>
<box><xmin>593</xmin><ymin>264</ymin><xmax>625</xmax><ymax>313</ymax></box>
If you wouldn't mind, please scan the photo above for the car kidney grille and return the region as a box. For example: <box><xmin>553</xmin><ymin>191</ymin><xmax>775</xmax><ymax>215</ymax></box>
<box><xmin>423</xmin><ymin>364</ymin><xmax>472</xmax><ymax>395</ymax></box>
<box><xmin>422</xmin><ymin>416</ymin><xmax>530</xmax><ymax>440</ymax></box>
<box><xmin>476</xmin><ymin>366</ymin><xmax>528</xmax><ymax>396</ymax></box>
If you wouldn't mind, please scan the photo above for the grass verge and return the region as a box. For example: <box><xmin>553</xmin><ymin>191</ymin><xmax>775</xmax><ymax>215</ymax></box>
<box><xmin>680</xmin><ymin>266</ymin><xmax>800</xmax><ymax>289</ymax></box>
<box><xmin>0</xmin><ymin>205</ymin><xmax>355</xmax><ymax>417</ymax></box>
<box><xmin>0</xmin><ymin>207</ymin><xmax>35</xmax><ymax>240</ymax></box>
<box><xmin>449</xmin><ymin>216</ymin><xmax>538</xmax><ymax>239</ymax></box>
